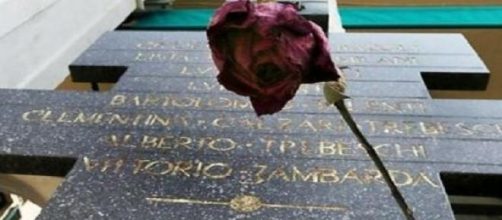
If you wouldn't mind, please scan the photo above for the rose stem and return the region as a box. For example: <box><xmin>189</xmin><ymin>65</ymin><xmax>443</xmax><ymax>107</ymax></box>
<box><xmin>334</xmin><ymin>100</ymin><xmax>415</xmax><ymax>220</ymax></box>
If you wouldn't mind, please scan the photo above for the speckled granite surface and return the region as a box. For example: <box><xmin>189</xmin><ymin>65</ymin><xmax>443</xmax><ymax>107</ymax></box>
<box><xmin>0</xmin><ymin>31</ymin><xmax>499</xmax><ymax>219</ymax></box>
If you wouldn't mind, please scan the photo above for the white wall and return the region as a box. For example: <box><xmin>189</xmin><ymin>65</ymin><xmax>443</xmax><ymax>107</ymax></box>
<box><xmin>0</xmin><ymin>0</ymin><xmax>136</xmax><ymax>89</ymax></box>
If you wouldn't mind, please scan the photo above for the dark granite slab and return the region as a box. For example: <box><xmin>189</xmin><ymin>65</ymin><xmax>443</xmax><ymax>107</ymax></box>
<box><xmin>0</xmin><ymin>31</ymin><xmax>500</xmax><ymax>220</ymax></box>
<box><xmin>84</xmin><ymin>32</ymin><xmax>479</xmax><ymax>55</ymax></box>
<box><xmin>112</xmin><ymin>76</ymin><xmax>430</xmax><ymax>98</ymax></box>
<box><xmin>71</xmin><ymin>49</ymin><xmax>485</xmax><ymax>71</ymax></box>
<box><xmin>4</xmin><ymin>89</ymin><xmax>502</xmax><ymax>119</ymax></box>
<box><xmin>70</xmin><ymin>31</ymin><xmax>489</xmax><ymax>90</ymax></box>
<box><xmin>5</xmin><ymin>104</ymin><xmax>502</xmax><ymax>141</ymax></box>
<box><xmin>2</xmin><ymin>104</ymin><xmax>501</xmax><ymax>219</ymax></box>
<box><xmin>3</xmin><ymin>113</ymin><xmax>502</xmax><ymax>166</ymax></box>
<box><xmin>38</xmin><ymin>157</ymin><xmax>405</xmax><ymax>220</ymax></box>
<box><xmin>114</xmin><ymin>64</ymin><xmax>425</xmax><ymax>82</ymax></box>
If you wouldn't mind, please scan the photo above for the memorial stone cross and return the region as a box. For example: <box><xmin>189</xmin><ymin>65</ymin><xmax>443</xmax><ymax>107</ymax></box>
<box><xmin>1</xmin><ymin>31</ymin><xmax>501</xmax><ymax>219</ymax></box>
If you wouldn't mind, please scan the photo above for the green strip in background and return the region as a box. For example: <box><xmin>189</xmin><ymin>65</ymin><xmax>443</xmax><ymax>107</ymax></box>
<box><xmin>128</xmin><ymin>9</ymin><xmax>214</xmax><ymax>30</ymax></box>
<box><xmin>126</xmin><ymin>6</ymin><xmax>502</xmax><ymax>30</ymax></box>
<box><xmin>340</xmin><ymin>6</ymin><xmax>502</xmax><ymax>28</ymax></box>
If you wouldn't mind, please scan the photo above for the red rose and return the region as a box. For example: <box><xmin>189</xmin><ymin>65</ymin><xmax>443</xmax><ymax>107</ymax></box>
<box><xmin>207</xmin><ymin>0</ymin><xmax>340</xmax><ymax>115</ymax></box>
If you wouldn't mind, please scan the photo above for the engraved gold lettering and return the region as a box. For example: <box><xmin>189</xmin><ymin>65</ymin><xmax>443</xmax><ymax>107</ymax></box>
<box><xmin>102</xmin><ymin>159</ymin><xmax>124</xmax><ymax>173</ymax></box>
<box><xmin>420</xmin><ymin>122</ymin><xmax>445</xmax><ymax>135</ymax></box>
<box><xmin>177</xmin><ymin>116</ymin><xmax>189</xmax><ymax>127</ymax></box>
<box><xmin>396</xmin><ymin>144</ymin><xmax>427</xmax><ymax>158</ymax></box>
<box><xmin>253</xmin><ymin>165</ymin><xmax>268</xmax><ymax>184</ymax></box>
<box><xmin>390</xmin><ymin>170</ymin><xmax>413</xmax><ymax>187</ymax></box>
<box><xmin>193</xmin><ymin>160</ymin><xmax>204</xmax><ymax>177</ymax></box>
<box><xmin>212</xmin><ymin>118</ymin><xmax>231</xmax><ymax>128</ymax></box>
<box><xmin>280</xmin><ymin>140</ymin><xmax>296</xmax><ymax>154</ymax></box>
<box><xmin>210</xmin><ymin>97</ymin><xmax>232</xmax><ymax>109</ymax></box>
<box><xmin>109</xmin><ymin>114</ymin><xmax>129</xmax><ymax>125</ymax></box>
<box><xmin>107</xmin><ymin>134</ymin><xmax>132</xmax><ymax>148</ymax></box>
<box><xmin>260</xmin><ymin>138</ymin><xmax>275</xmax><ymax>153</ymax></box>
<box><xmin>177</xmin><ymin>136</ymin><xmax>193</xmax><ymax>150</ymax></box>
<box><xmin>74</xmin><ymin>112</ymin><xmax>102</xmax><ymax>124</ymax></box>
<box><xmin>172</xmin><ymin>161</ymin><xmax>193</xmax><ymax>177</ymax></box>
<box><xmin>172</xmin><ymin>97</ymin><xmax>202</xmax><ymax>108</ymax></box>
<box><xmin>180</xmin><ymin>66</ymin><xmax>215</xmax><ymax>76</ymax></box>
<box><xmin>83</xmin><ymin>157</ymin><xmax>99</xmax><ymax>172</ymax></box>
<box><xmin>339</xmin><ymin>169</ymin><xmax>363</xmax><ymax>184</ymax></box>
<box><xmin>84</xmin><ymin>157</ymin><xmax>439</xmax><ymax>188</ymax></box>
<box><xmin>456</xmin><ymin>123</ymin><xmax>475</xmax><ymax>136</ymax></box>
<box><xmin>56</xmin><ymin>112</ymin><xmax>72</xmax><ymax>123</ymax></box>
<box><xmin>202</xmin><ymin>163</ymin><xmax>232</xmax><ymax>179</ymax></box>
<box><xmin>142</xmin><ymin>96</ymin><xmax>163</xmax><ymax>106</ymax></box>
<box><xmin>319</xmin><ymin>168</ymin><xmax>339</xmax><ymax>183</ymax></box>
<box><xmin>206</xmin><ymin>138</ymin><xmax>237</xmax><ymax>152</ymax></box>
<box><xmin>278</xmin><ymin>118</ymin><xmax>292</xmax><ymax>131</ymax></box>
<box><xmin>232</xmin><ymin>99</ymin><xmax>250</xmax><ymax>110</ymax></box>
<box><xmin>366</xmin><ymin>100</ymin><xmax>426</xmax><ymax>113</ymax></box>
<box><xmin>22</xmin><ymin>110</ymin><xmax>44</xmax><ymax>121</ymax></box>
<box><xmin>378</xmin><ymin>56</ymin><xmax>417</xmax><ymax>65</ymax></box>
<box><xmin>203</xmin><ymin>82</ymin><xmax>220</xmax><ymax>91</ymax></box>
<box><xmin>298</xmin><ymin>120</ymin><xmax>317</xmax><ymax>132</ymax></box>
<box><xmin>198</xmin><ymin>66</ymin><xmax>213</xmax><ymax>74</ymax></box>
<box><xmin>133</xmin><ymin>160</ymin><xmax>150</xmax><ymax>174</ymax></box>
<box><xmin>134</xmin><ymin>51</ymin><xmax>178</xmax><ymax>62</ymax></box>
<box><xmin>134</xmin><ymin>160</ymin><xmax>231</xmax><ymax>178</ymax></box>
<box><xmin>495</xmin><ymin>124</ymin><xmax>502</xmax><ymax>135</ymax></box>
<box><xmin>110</xmin><ymin>95</ymin><xmax>126</xmax><ymax>106</ymax></box>
<box><xmin>41</xmin><ymin>110</ymin><xmax>53</xmax><ymax>122</ymax></box>
<box><xmin>132</xmin><ymin>114</ymin><xmax>145</xmax><ymax>126</ymax></box>
<box><xmin>318</xmin><ymin>120</ymin><xmax>335</xmax><ymax>132</ymax></box>
<box><xmin>334</xmin><ymin>43</ymin><xmax>418</xmax><ymax>53</ymax></box>
<box><xmin>300</xmin><ymin>141</ymin><xmax>316</xmax><ymax>156</ymax></box>
<box><xmin>334</xmin><ymin>56</ymin><xmax>365</xmax><ymax>65</ymax></box>
<box><xmin>267</xmin><ymin>167</ymin><xmax>290</xmax><ymax>182</ymax></box>
<box><xmin>412</xmin><ymin>172</ymin><xmax>440</xmax><ymax>188</ymax></box>
<box><xmin>383</xmin><ymin>121</ymin><xmax>404</xmax><ymax>134</ymax></box>
<box><xmin>180</xmin><ymin>66</ymin><xmax>190</xmax><ymax>75</ymax></box>
<box><xmin>134</xmin><ymin>52</ymin><xmax>146</xmax><ymax>61</ymax></box>
<box><xmin>319</xmin><ymin>141</ymin><xmax>353</xmax><ymax>156</ymax></box>
<box><xmin>137</xmin><ymin>160</ymin><xmax>174</xmax><ymax>175</ymax></box>
<box><xmin>402</xmin><ymin>121</ymin><xmax>418</xmax><ymax>135</ymax></box>
<box><xmin>141</xmin><ymin>136</ymin><xmax>164</xmax><ymax>149</ymax></box>
<box><xmin>363</xmin><ymin>169</ymin><xmax>384</xmax><ymax>184</ymax></box>
<box><xmin>319</xmin><ymin>141</ymin><xmax>336</xmax><ymax>155</ymax></box>
<box><xmin>292</xmin><ymin>166</ymin><xmax>318</xmax><ymax>182</ymax></box>
<box><xmin>141</xmin><ymin>136</ymin><xmax>191</xmax><ymax>150</ymax></box>
<box><xmin>84</xmin><ymin>158</ymin><xmax>124</xmax><ymax>173</ymax></box>
<box><xmin>146</xmin><ymin>114</ymin><xmax>170</xmax><ymax>126</ymax></box>
<box><xmin>240</xmin><ymin>118</ymin><xmax>266</xmax><ymax>130</ymax></box>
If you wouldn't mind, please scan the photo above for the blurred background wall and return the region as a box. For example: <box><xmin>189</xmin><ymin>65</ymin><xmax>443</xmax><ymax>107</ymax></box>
<box><xmin>0</xmin><ymin>0</ymin><xmax>136</xmax><ymax>89</ymax></box>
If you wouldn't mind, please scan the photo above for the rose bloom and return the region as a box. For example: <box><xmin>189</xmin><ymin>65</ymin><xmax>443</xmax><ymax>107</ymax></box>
<box><xmin>207</xmin><ymin>0</ymin><xmax>340</xmax><ymax>115</ymax></box>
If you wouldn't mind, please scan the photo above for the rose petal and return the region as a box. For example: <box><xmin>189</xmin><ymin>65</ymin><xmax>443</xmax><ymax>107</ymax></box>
<box><xmin>207</xmin><ymin>0</ymin><xmax>256</xmax><ymax>71</ymax></box>
<box><xmin>207</xmin><ymin>1</ymin><xmax>340</xmax><ymax>115</ymax></box>
<box><xmin>217</xmin><ymin>61</ymin><xmax>261</xmax><ymax>96</ymax></box>
<box><xmin>250</xmin><ymin>93</ymin><xmax>293</xmax><ymax>116</ymax></box>
<box><xmin>302</xmin><ymin>21</ymin><xmax>340</xmax><ymax>83</ymax></box>
<box><xmin>209</xmin><ymin>0</ymin><xmax>254</xmax><ymax>29</ymax></box>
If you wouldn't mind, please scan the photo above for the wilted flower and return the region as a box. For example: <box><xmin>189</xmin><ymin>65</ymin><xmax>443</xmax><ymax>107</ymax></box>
<box><xmin>207</xmin><ymin>0</ymin><xmax>339</xmax><ymax>115</ymax></box>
